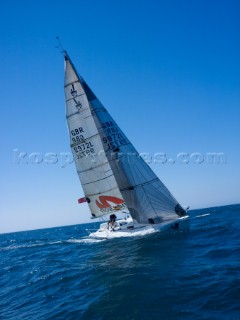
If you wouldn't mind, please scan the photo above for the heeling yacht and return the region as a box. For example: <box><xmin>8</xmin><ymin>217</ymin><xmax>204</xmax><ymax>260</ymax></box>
<box><xmin>63</xmin><ymin>50</ymin><xmax>189</xmax><ymax>239</ymax></box>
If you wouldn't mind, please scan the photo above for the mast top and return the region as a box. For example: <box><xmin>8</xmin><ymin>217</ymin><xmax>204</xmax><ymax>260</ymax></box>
<box><xmin>55</xmin><ymin>36</ymin><xmax>65</xmax><ymax>55</ymax></box>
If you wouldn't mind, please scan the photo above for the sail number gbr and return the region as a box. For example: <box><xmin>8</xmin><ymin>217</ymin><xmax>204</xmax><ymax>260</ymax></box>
<box><xmin>71</xmin><ymin>127</ymin><xmax>95</xmax><ymax>159</ymax></box>
<box><xmin>101</xmin><ymin>121</ymin><xmax>127</xmax><ymax>150</ymax></box>
<box><xmin>73</xmin><ymin>142</ymin><xmax>94</xmax><ymax>159</ymax></box>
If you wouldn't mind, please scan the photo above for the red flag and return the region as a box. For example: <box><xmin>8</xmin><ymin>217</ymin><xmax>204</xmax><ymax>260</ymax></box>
<box><xmin>78</xmin><ymin>197</ymin><xmax>87</xmax><ymax>204</ymax></box>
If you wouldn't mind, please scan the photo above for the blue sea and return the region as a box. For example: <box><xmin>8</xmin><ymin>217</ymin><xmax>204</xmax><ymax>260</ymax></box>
<box><xmin>1</xmin><ymin>204</ymin><xmax>240</xmax><ymax>320</ymax></box>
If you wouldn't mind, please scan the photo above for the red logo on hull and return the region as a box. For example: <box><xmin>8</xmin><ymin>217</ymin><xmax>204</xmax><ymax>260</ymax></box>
<box><xmin>96</xmin><ymin>195</ymin><xmax>124</xmax><ymax>209</ymax></box>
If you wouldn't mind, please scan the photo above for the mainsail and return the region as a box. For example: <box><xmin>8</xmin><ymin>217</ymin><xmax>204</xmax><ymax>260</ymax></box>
<box><xmin>64</xmin><ymin>51</ymin><xmax>186</xmax><ymax>224</ymax></box>
<box><xmin>64</xmin><ymin>52</ymin><xmax>127</xmax><ymax>218</ymax></box>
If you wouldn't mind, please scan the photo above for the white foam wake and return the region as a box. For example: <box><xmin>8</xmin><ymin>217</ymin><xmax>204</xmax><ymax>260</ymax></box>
<box><xmin>66</xmin><ymin>238</ymin><xmax>107</xmax><ymax>244</ymax></box>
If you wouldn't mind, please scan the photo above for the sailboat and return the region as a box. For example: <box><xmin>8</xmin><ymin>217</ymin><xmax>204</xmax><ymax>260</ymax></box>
<box><xmin>63</xmin><ymin>51</ymin><xmax>189</xmax><ymax>239</ymax></box>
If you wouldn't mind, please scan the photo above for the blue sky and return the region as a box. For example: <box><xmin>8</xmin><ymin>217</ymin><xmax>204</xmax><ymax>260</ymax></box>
<box><xmin>1</xmin><ymin>0</ymin><xmax>239</xmax><ymax>233</ymax></box>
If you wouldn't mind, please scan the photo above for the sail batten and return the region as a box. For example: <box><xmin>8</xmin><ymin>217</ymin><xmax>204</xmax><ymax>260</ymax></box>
<box><xmin>82</xmin><ymin>175</ymin><xmax>115</xmax><ymax>186</ymax></box>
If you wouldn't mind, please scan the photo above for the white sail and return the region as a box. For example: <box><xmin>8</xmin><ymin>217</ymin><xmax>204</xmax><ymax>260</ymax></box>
<box><xmin>64</xmin><ymin>52</ymin><xmax>127</xmax><ymax>218</ymax></box>
<box><xmin>64</xmin><ymin>51</ymin><xmax>186</xmax><ymax>224</ymax></box>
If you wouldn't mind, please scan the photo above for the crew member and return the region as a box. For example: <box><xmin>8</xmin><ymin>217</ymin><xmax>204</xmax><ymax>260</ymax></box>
<box><xmin>108</xmin><ymin>214</ymin><xmax>119</xmax><ymax>231</ymax></box>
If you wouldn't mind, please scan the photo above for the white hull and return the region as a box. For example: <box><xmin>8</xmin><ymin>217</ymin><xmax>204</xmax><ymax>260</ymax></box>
<box><xmin>88</xmin><ymin>215</ymin><xmax>190</xmax><ymax>239</ymax></box>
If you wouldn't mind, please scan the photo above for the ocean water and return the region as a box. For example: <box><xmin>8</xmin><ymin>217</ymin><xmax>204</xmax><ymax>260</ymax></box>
<box><xmin>0</xmin><ymin>204</ymin><xmax>240</xmax><ymax>320</ymax></box>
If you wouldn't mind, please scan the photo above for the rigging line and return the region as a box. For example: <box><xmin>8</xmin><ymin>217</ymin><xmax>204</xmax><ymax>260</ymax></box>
<box><xmin>55</xmin><ymin>36</ymin><xmax>64</xmax><ymax>54</ymax></box>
